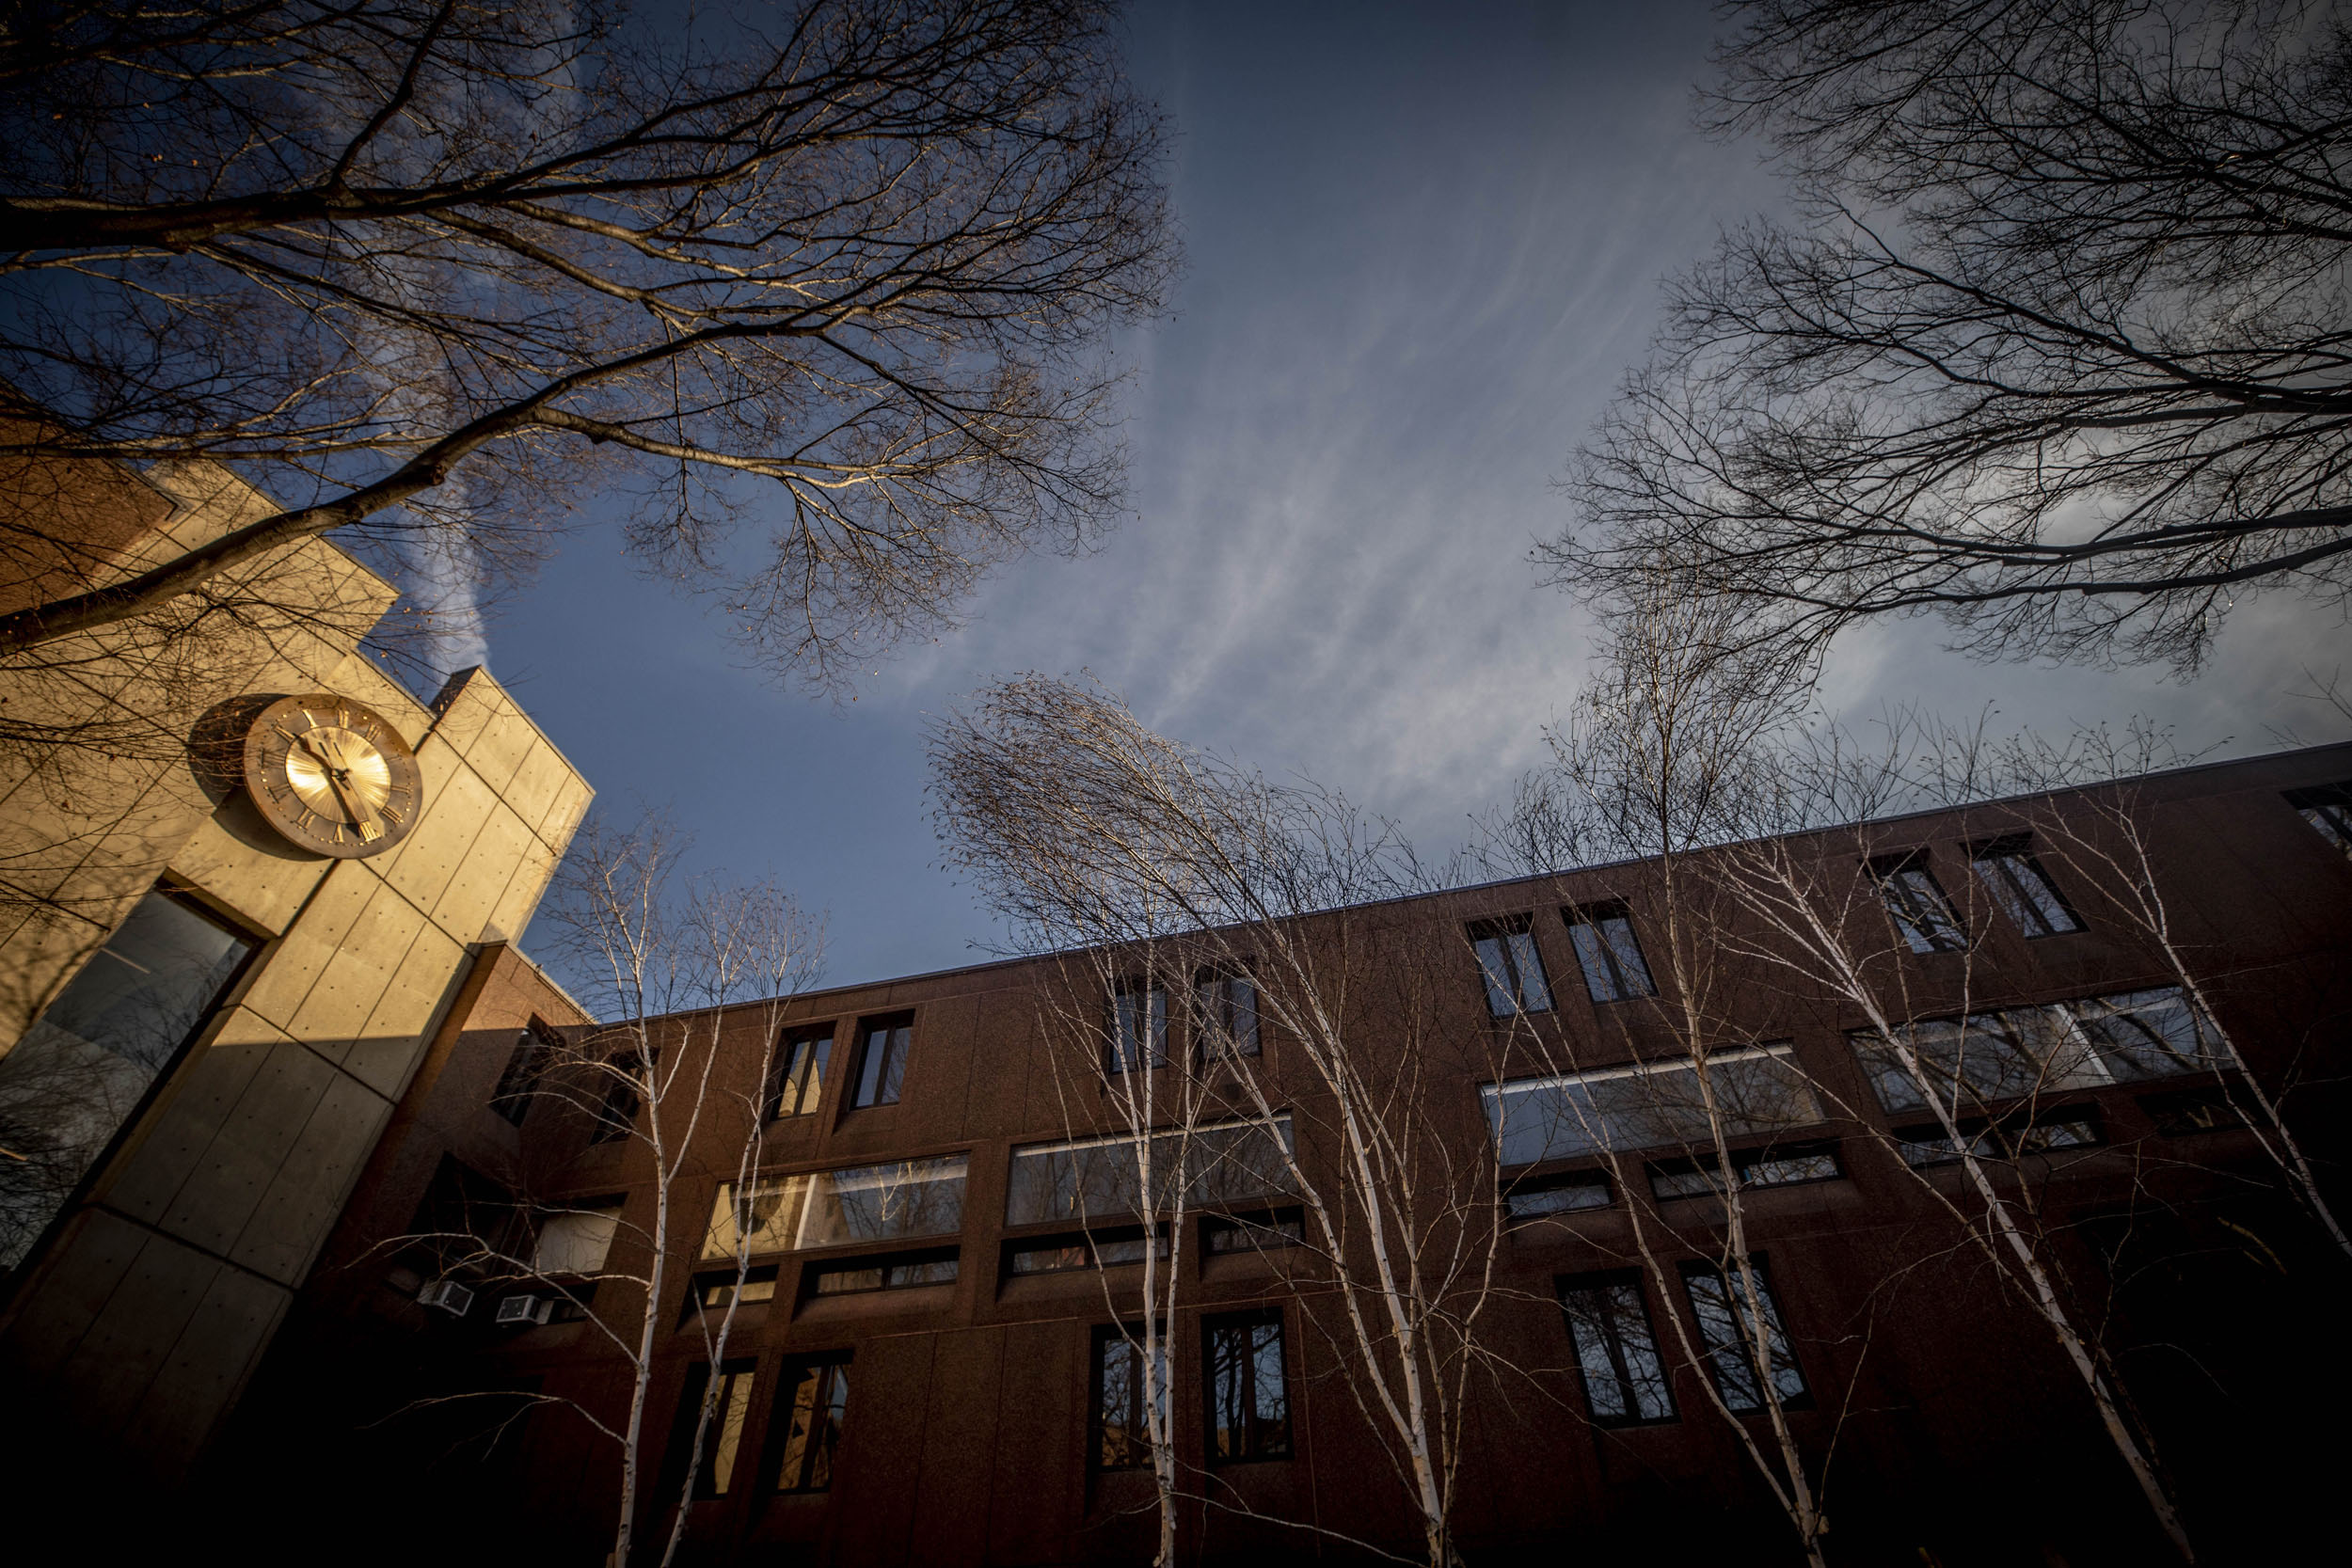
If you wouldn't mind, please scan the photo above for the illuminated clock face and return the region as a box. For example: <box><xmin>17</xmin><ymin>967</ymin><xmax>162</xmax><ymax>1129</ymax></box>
<box><xmin>241</xmin><ymin>694</ymin><xmax>423</xmax><ymax>858</ymax></box>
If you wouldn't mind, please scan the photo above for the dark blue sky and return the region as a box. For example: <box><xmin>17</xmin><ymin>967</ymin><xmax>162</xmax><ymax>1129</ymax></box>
<box><xmin>483</xmin><ymin>0</ymin><xmax>2349</xmax><ymax>990</ymax></box>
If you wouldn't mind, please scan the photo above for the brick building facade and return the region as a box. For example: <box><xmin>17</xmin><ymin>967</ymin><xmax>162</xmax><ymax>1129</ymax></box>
<box><xmin>224</xmin><ymin>743</ymin><xmax>2352</xmax><ymax>1568</ymax></box>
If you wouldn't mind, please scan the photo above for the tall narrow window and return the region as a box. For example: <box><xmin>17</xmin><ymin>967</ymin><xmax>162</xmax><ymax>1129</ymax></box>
<box><xmin>1093</xmin><ymin>1326</ymin><xmax>1168</xmax><ymax>1470</ymax></box>
<box><xmin>677</xmin><ymin>1361</ymin><xmax>758</xmax><ymax>1497</ymax></box>
<box><xmin>491</xmin><ymin>1021</ymin><xmax>558</xmax><ymax>1126</ymax></box>
<box><xmin>771</xmin><ymin>1355</ymin><xmax>851</xmax><ymax>1492</ymax></box>
<box><xmin>0</xmin><ymin>885</ymin><xmax>257</xmax><ymax>1272</ymax></box>
<box><xmin>1681</xmin><ymin>1260</ymin><xmax>1807</xmax><ymax>1412</ymax></box>
<box><xmin>765</xmin><ymin>1026</ymin><xmax>834</xmax><ymax>1120</ymax></box>
<box><xmin>590</xmin><ymin>1053</ymin><xmax>643</xmax><ymax>1144</ymax></box>
<box><xmin>1107</xmin><ymin>985</ymin><xmax>1168</xmax><ymax>1074</ymax></box>
<box><xmin>1559</xmin><ymin>1273</ymin><xmax>1676</xmax><ymax>1424</ymax></box>
<box><xmin>1869</xmin><ymin>853</ymin><xmax>1966</xmax><ymax>953</ymax></box>
<box><xmin>1970</xmin><ymin>838</ymin><xmax>2082</xmax><ymax>937</ymax></box>
<box><xmin>851</xmin><ymin>1016</ymin><xmax>913</xmax><ymax>1108</ymax></box>
<box><xmin>1470</xmin><ymin>919</ymin><xmax>1552</xmax><ymax>1017</ymax></box>
<box><xmin>1564</xmin><ymin>902</ymin><xmax>1657</xmax><ymax>1003</ymax></box>
<box><xmin>2287</xmin><ymin>783</ymin><xmax>2352</xmax><ymax>855</ymax></box>
<box><xmin>1204</xmin><ymin>1310</ymin><xmax>1292</xmax><ymax>1462</ymax></box>
<box><xmin>1194</xmin><ymin>971</ymin><xmax>1260</xmax><ymax>1059</ymax></box>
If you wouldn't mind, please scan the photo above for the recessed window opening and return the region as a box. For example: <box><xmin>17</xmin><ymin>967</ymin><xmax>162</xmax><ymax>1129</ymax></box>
<box><xmin>1895</xmin><ymin>1109</ymin><xmax>2103</xmax><ymax>1166</ymax></box>
<box><xmin>2287</xmin><ymin>782</ymin><xmax>2352</xmax><ymax>854</ymax></box>
<box><xmin>1204</xmin><ymin>1309</ymin><xmax>1291</xmax><ymax>1463</ymax></box>
<box><xmin>1470</xmin><ymin>918</ymin><xmax>1552</xmax><ymax>1018</ymax></box>
<box><xmin>1483</xmin><ymin>1046</ymin><xmax>1821</xmax><ymax>1168</ymax></box>
<box><xmin>807</xmin><ymin>1246</ymin><xmax>960</xmax><ymax>1296</ymax></box>
<box><xmin>1107</xmin><ymin>983</ymin><xmax>1168</xmax><ymax>1074</ymax></box>
<box><xmin>1559</xmin><ymin>1272</ymin><xmax>1676</xmax><ymax>1425</ymax></box>
<box><xmin>1194</xmin><ymin>970</ymin><xmax>1261</xmax><ymax>1059</ymax></box>
<box><xmin>491</xmin><ymin>1020</ymin><xmax>561</xmax><ymax>1126</ymax></box>
<box><xmin>1564</xmin><ymin>902</ymin><xmax>1657</xmax><ymax>1003</ymax></box>
<box><xmin>681</xmin><ymin>1266</ymin><xmax>780</xmax><ymax>1323</ymax></box>
<box><xmin>1008</xmin><ymin>1225</ymin><xmax>1170</xmax><ymax>1275</ymax></box>
<box><xmin>850</xmin><ymin>1015</ymin><xmax>913</xmax><ymax>1108</ymax></box>
<box><xmin>1502</xmin><ymin>1172</ymin><xmax>1614</xmax><ymax>1222</ymax></box>
<box><xmin>1201</xmin><ymin>1208</ymin><xmax>1306</xmax><ymax>1255</ymax></box>
<box><xmin>2139</xmin><ymin>1087</ymin><xmax>2245</xmax><ymax>1137</ymax></box>
<box><xmin>1093</xmin><ymin>1326</ymin><xmax>1168</xmax><ymax>1471</ymax></box>
<box><xmin>1869</xmin><ymin>853</ymin><xmax>1967</xmax><ymax>953</ymax></box>
<box><xmin>1970</xmin><ymin>837</ymin><xmax>2083</xmax><ymax>937</ymax></box>
<box><xmin>771</xmin><ymin>1355</ymin><xmax>850</xmax><ymax>1493</ymax></box>
<box><xmin>766</xmin><ymin>1025</ymin><xmax>834</xmax><ymax>1119</ymax></box>
<box><xmin>675</xmin><ymin>1361</ymin><xmax>759</xmax><ymax>1497</ymax></box>
<box><xmin>590</xmin><ymin>1053</ymin><xmax>643</xmax><ymax>1144</ymax></box>
<box><xmin>705</xmin><ymin>1154</ymin><xmax>970</xmax><ymax>1259</ymax></box>
<box><xmin>1681</xmin><ymin>1259</ymin><xmax>1808</xmax><ymax>1412</ymax></box>
<box><xmin>1648</xmin><ymin>1142</ymin><xmax>1843</xmax><ymax>1201</ymax></box>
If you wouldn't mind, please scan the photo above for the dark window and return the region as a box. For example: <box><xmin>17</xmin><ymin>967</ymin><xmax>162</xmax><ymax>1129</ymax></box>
<box><xmin>1202</xmin><ymin>1209</ymin><xmax>1304</xmax><ymax>1255</ymax></box>
<box><xmin>765</xmin><ymin>1026</ymin><xmax>834</xmax><ymax>1120</ymax></box>
<box><xmin>1681</xmin><ymin>1260</ymin><xmax>1807</xmax><ymax>1412</ymax></box>
<box><xmin>1559</xmin><ymin>1272</ymin><xmax>1675</xmax><ymax>1424</ymax></box>
<box><xmin>1895</xmin><ymin>1109</ymin><xmax>2103</xmax><ymax>1166</ymax></box>
<box><xmin>2287</xmin><ymin>782</ymin><xmax>2352</xmax><ymax>855</ymax></box>
<box><xmin>491</xmin><ymin>1022</ymin><xmax>559</xmax><ymax>1126</ymax></box>
<box><xmin>1093</xmin><ymin>1326</ymin><xmax>1167</xmax><ymax>1470</ymax></box>
<box><xmin>680</xmin><ymin>1266</ymin><xmax>780</xmax><ymax>1324</ymax></box>
<box><xmin>1107</xmin><ymin>985</ymin><xmax>1168</xmax><ymax>1074</ymax></box>
<box><xmin>1869</xmin><ymin>853</ymin><xmax>1966</xmax><ymax>953</ymax></box>
<box><xmin>1970</xmin><ymin>837</ymin><xmax>2083</xmax><ymax>937</ymax></box>
<box><xmin>1648</xmin><ymin>1142</ymin><xmax>1843</xmax><ymax>1201</ymax></box>
<box><xmin>0</xmin><ymin>885</ymin><xmax>257</xmax><ymax>1272</ymax></box>
<box><xmin>1204</xmin><ymin>1310</ymin><xmax>1291</xmax><ymax>1463</ymax></box>
<box><xmin>2140</xmin><ymin>1087</ymin><xmax>2246</xmax><ymax>1137</ymax></box>
<box><xmin>1564</xmin><ymin>902</ymin><xmax>1657</xmax><ymax>1003</ymax></box>
<box><xmin>771</xmin><ymin>1356</ymin><xmax>850</xmax><ymax>1493</ymax></box>
<box><xmin>1009</xmin><ymin>1227</ymin><xmax>1167</xmax><ymax>1276</ymax></box>
<box><xmin>851</xmin><ymin>1016</ymin><xmax>913</xmax><ymax>1108</ymax></box>
<box><xmin>403</xmin><ymin>1155</ymin><xmax>527</xmax><ymax>1286</ymax></box>
<box><xmin>1194</xmin><ymin>971</ymin><xmax>1261</xmax><ymax>1059</ymax></box>
<box><xmin>1504</xmin><ymin>1171</ymin><xmax>1613</xmax><ymax>1223</ymax></box>
<box><xmin>589</xmin><ymin>1053</ymin><xmax>643</xmax><ymax>1143</ymax></box>
<box><xmin>1470</xmin><ymin>918</ymin><xmax>1552</xmax><ymax>1017</ymax></box>
<box><xmin>674</xmin><ymin>1361</ymin><xmax>759</xmax><ymax>1497</ymax></box>
<box><xmin>807</xmin><ymin>1247</ymin><xmax>960</xmax><ymax>1296</ymax></box>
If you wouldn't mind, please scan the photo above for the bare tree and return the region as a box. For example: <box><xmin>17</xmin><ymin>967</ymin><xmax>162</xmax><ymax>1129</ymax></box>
<box><xmin>388</xmin><ymin>812</ymin><xmax>822</xmax><ymax>1568</ymax></box>
<box><xmin>1938</xmin><ymin>727</ymin><xmax>2351</xmax><ymax>1260</ymax></box>
<box><xmin>1470</xmin><ymin>595</ymin><xmax>1838</xmax><ymax>1566</ymax></box>
<box><xmin>930</xmin><ymin>674</ymin><xmax>1509</xmax><ymax>1568</ymax></box>
<box><xmin>0</xmin><ymin>0</ymin><xmax>1175</xmax><ymax>686</ymax></box>
<box><xmin>1546</xmin><ymin>0</ymin><xmax>2352</xmax><ymax>673</ymax></box>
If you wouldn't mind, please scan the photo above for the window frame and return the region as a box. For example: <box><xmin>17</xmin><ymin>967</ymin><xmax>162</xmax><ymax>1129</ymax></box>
<box><xmin>1106</xmin><ymin>981</ymin><xmax>1169</xmax><ymax>1075</ymax></box>
<box><xmin>1679</xmin><ymin>1257</ymin><xmax>1810</xmax><ymax>1414</ymax></box>
<box><xmin>1557</xmin><ymin>1270</ymin><xmax>1677</xmax><ymax>1426</ymax></box>
<box><xmin>850</xmin><ymin>1014</ymin><xmax>914</xmax><ymax>1108</ymax></box>
<box><xmin>1868</xmin><ymin>851</ymin><xmax>1968</xmax><ymax>953</ymax></box>
<box><xmin>1968</xmin><ymin>836</ymin><xmax>2084</xmax><ymax>938</ymax></box>
<box><xmin>490</xmin><ymin>1019</ymin><xmax>561</xmax><ymax>1126</ymax></box>
<box><xmin>676</xmin><ymin>1358</ymin><xmax>760</xmax><ymax>1499</ymax></box>
<box><xmin>768</xmin><ymin>1353</ymin><xmax>852</xmax><ymax>1494</ymax></box>
<box><xmin>1090</xmin><ymin>1323</ymin><xmax>1168</xmax><ymax>1473</ymax></box>
<box><xmin>1202</xmin><ymin>1307</ymin><xmax>1293</xmax><ymax>1465</ymax></box>
<box><xmin>2286</xmin><ymin>782</ymin><xmax>2352</xmax><ymax>854</ymax></box>
<box><xmin>1562</xmin><ymin>901</ymin><xmax>1658</xmax><ymax>1004</ymax></box>
<box><xmin>1192</xmin><ymin>967</ymin><xmax>1261</xmax><ymax>1061</ymax></box>
<box><xmin>804</xmin><ymin>1245</ymin><xmax>961</xmax><ymax>1298</ymax></box>
<box><xmin>1646</xmin><ymin>1140</ymin><xmax>1845</xmax><ymax>1202</ymax></box>
<box><xmin>1469</xmin><ymin>916</ymin><xmax>1553</xmax><ymax>1018</ymax></box>
<box><xmin>589</xmin><ymin>1052</ymin><xmax>644</xmax><ymax>1144</ymax></box>
<box><xmin>765</xmin><ymin>1023</ymin><xmax>835</xmax><ymax>1120</ymax></box>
